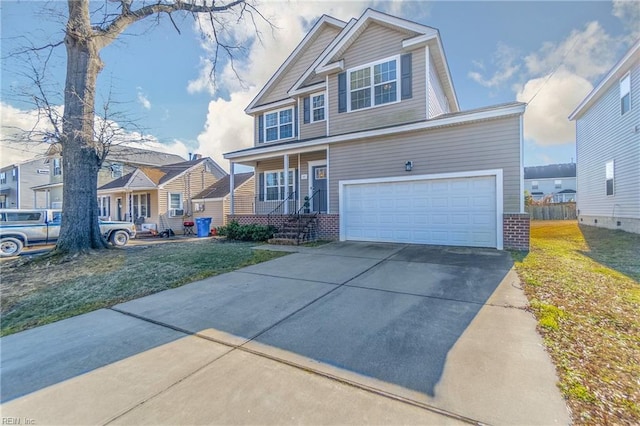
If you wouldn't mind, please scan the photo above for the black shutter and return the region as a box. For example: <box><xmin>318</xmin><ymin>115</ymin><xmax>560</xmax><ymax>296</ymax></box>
<box><xmin>338</xmin><ymin>72</ymin><xmax>347</xmax><ymax>113</ymax></box>
<box><xmin>258</xmin><ymin>173</ymin><xmax>264</xmax><ymax>201</ymax></box>
<box><xmin>401</xmin><ymin>53</ymin><xmax>413</xmax><ymax>100</ymax></box>
<box><xmin>295</xmin><ymin>169</ymin><xmax>299</xmax><ymax>200</ymax></box>
<box><xmin>258</xmin><ymin>115</ymin><xmax>264</xmax><ymax>143</ymax></box>
<box><xmin>146</xmin><ymin>193</ymin><xmax>151</xmax><ymax>217</ymax></box>
<box><xmin>303</xmin><ymin>97</ymin><xmax>310</xmax><ymax>123</ymax></box>
<box><xmin>294</xmin><ymin>105</ymin><xmax>299</xmax><ymax>138</ymax></box>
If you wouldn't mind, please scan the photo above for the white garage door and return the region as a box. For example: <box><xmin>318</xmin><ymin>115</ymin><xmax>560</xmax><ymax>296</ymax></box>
<box><xmin>342</xmin><ymin>175</ymin><xmax>497</xmax><ymax>248</ymax></box>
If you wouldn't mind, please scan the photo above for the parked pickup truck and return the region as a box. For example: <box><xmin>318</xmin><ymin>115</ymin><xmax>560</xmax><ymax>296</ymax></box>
<box><xmin>0</xmin><ymin>209</ymin><xmax>136</xmax><ymax>257</ymax></box>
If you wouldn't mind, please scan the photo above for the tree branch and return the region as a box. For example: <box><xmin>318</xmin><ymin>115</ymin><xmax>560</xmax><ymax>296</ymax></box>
<box><xmin>96</xmin><ymin>0</ymin><xmax>246</xmax><ymax>49</ymax></box>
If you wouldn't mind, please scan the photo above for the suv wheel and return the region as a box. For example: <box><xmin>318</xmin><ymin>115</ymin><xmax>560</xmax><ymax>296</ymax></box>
<box><xmin>1</xmin><ymin>237</ymin><xmax>24</xmax><ymax>257</ymax></box>
<box><xmin>110</xmin><ymin>230</ymin><xmax>129</xmax><ymax>247</ymax></box>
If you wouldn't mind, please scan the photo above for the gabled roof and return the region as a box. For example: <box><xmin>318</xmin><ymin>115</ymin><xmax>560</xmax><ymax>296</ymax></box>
<box><xmin>193</xmin><ymin>172</ymin><xmax>254</xmax><ymax>200</ymax></box>
<box><xmin>97</xmin><ymin>169</ymin><xmax>157</xmax><ymax>191</ymax></box>
<box><xmin>245</xmin><ymin>15</ymin><xmax>347</xmax><ymax>113</ymax></box>
<box><xmin>288</xmin><ymin>18</ymin><xmax>358</xmax><ymax>96</ymax></box>
<box><xmin>97</xmin><ymin>157</ymin><xmax>228</xmax><ymax>191</ymax></box>
<box><xmin>312</xmin><ymin>8</ymin><xmax>460</xmax><ymax>112</ymax></box>
<box><xmin>569</xmin><ymin>39</ymin><xmax>640</xmax><ymax>120</ymax></box>
<box><xmin>524</xmin><ymin>163</ymin><xmax>576</xmax><ymax>180</ymax></box>
<box><xmin>43</xmin><ymin>143</ymin><xmax>185</xmax><ymax>166</ymax></box>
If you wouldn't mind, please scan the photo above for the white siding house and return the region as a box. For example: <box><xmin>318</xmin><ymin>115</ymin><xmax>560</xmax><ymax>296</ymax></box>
<box><xmin>569</xmin><ymin>39</ymin><xmax>640</xmax><ymax>234</ymax></box>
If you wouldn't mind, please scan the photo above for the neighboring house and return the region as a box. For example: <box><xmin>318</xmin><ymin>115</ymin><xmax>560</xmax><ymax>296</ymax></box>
<box><xmin>0</xmin><ymin>158</ymin><xmax>50</xmax><ymax>209</ymax></box>
<box><xmin>223</xmin><ymin>9</ymin><xmax>529</xmax><ymax>250</ymax></box>
<box><xmin>569</xmin><ymin>39</ymin><xmax>640</xmax><ymax>234</ymax></box>
<box><xmin>97</xmin><ymin>157</ymin><xmax>227</xmax><ymax>234</ymax></box>
<box><xmin>192</xmin><ymin>172</ymin><xmax>255</xmax><ymax>228</ymax></box>
<box><xmin>524</xmin><ymin>163</ymin><xmax>577</xmax><ymax>203</ymax></box>
<box><xmin>31</xmin><ymin>145</ymin><xmax>186</xmax><ymax>209</ymax></box>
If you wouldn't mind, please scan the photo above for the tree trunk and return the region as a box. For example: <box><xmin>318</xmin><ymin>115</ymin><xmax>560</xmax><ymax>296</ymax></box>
<box><xmin>55</xmin><ymin>0</ymin><xmax>108</xmax><ymax>254</ymax></box>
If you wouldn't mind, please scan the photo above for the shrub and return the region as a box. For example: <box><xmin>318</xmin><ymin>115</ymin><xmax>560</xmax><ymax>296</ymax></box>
<box><xmin>216</xmin><ymin>221</ymin><xmax>275</xmax><ymax>242</ymax></box>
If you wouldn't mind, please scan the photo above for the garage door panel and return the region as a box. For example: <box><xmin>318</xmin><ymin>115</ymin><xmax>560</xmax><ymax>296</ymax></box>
<box><xmin>343</xmin><ymin>175</ymin><xmax>497</xmax><ymax>248</ymax></box>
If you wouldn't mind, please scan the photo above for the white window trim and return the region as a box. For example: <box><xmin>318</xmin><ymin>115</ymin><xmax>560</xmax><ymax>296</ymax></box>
<box><xmin>169</xmin><ymin>192</ymin><xmax>183</xmax><ymax>209</ymax></box>
<box><xmin>346</xmin><ymin>55</ymin><xmax>400</xmax><ymax>113</ymax></box>
<box><xmin>264</xmin><ymin>168</ymin><xmax>296</xmax><ymax>202</ymax></box>
<box><xmin>264</xmin><ymin>107</ymin><xmax>294</xmax><ymax>142</ymax></box>
<box><xmin>0</xmin><ymin>172</ymin><xmax>5</xmax><ymax>184</ymax></box>
<box><xmin>605</xmin><ymin>160</ymin><xmax>614</xmax><ymax>196</ymax></box>
<box><xmin>53</xmin><ymin>158</ymin><xmax>62</xmax><ymax>176</ymax></box>
<box><xmin>620</xmin><ymin>72</ymin><xmax>631</xmax><ymax>116</ymax></box>
<box><xmin>310</xmin><ymin>91</ymin><xmax>326</xmax><ymax>123</ymax></box>
<box><xmin>98</xmin><ymin>195</ymin><xmax>111</xmax><ymax>218</ymax></box>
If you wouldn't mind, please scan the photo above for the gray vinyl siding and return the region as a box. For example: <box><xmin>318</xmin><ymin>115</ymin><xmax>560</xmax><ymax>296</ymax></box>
<box><xmin>328</xmin><ymin>23</ymin><xmax>427</xmax><ymax>136</ymax></box>
<box><xmin>0</xmin><ymin>160</ymin><xmax>50</xmax><ymax>209</ymax></box>
<box><xmin>428</xmin><ymin>54</ymin><xmax>449</xmax><ymax>118</ymax></box>
<box><xmin>258</xmin><ymin>26</ymin><xmax>341</xmax><ymax>106</ymax></box>
<box><xmin>328</xmin><ymin>116</ymin><xmax>522</xmax><ymax>213</ymax></box>
<box><xmin>299</xmin><ymin>103</ymin><xmax>327</xmax><ymax>140</ymax></box>
<box><xmin>576</xmin><ymin>62</ymin><xmax>640</xmax><ymax>219</ymax></box>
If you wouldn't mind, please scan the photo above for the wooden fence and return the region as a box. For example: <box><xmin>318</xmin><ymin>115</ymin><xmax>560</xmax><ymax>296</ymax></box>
<box><xmin>526</xmin><ymin>202</ymin><xmax>577</xmax><ymax>220</ymax></box>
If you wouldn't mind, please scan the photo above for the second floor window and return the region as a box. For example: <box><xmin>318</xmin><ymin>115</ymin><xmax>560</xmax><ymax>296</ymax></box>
<box><xmin>349</xmin><ymin>58</ymin><xmax>398</xmax><ymax>111</ymax></box>
<box><xmin>12</xmin><ymin>168</ymin><xmax>17</xmax><ymax>181</ymax></box>
<box><xmin>554</xmin><ymin>180</ymin><xmax>562</xmax><ymax>189</ymax></box>
<box><xmin>620</xmin><ymin>73</ymin><xmax>630</xmax><ymax>115</ymax></box>
<box><xmin>0</xmin><ymin>172</ymin><xmax>6</xmax><ymax>184</ymax></box>
<box><xmin>312</xmin><ymin>93</ymin><xmax>325</xmax><ymax>122</ymax></box>
<box><xmin>531</xmin><ymin>180</ymin><xmax>539</xmax><ymax>190</ymax></box>
<box><xmin>53</xmin><ymin>158</ymin><xmax>62</xmax><ymax>176</ymax></box>
<box><xmin>110</xmin><ymin>163</ymin><xmax>123</xmax><ymax>178</ymax></box>
<box><xmin>265</xmin><ymin>108</ymin><xmax>293</xmax><ymax>142</ymax></box>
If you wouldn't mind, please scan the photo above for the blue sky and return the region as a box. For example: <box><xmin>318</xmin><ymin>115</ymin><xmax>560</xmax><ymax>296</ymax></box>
<box><xmin>1</xmin><ymin>1</ymin><xmax>639</xmax><ymax>169</ymax></box>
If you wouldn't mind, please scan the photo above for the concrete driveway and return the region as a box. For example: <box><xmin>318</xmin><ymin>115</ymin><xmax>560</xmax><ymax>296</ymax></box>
<box><xmin>0</xmin><ymin>242</ymin><xmax>569</xmax><ymax>425</ymax></box>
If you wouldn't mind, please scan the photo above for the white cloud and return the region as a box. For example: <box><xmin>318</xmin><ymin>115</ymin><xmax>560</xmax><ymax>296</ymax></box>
<box><xmin>612</xmin><ymin>0</ymin><xmax>640</xmax><ymax>40</ymax></box>
<box><xmin>516</xmin><ymin>70</ymin><xmax>593</xmax><ymax>146</ymax></box>
<box><xmin>524</xmin><ymin>21</ymin><xmax>618</xmax><ymax>80</ymax></box>
<box><xmin>136</xmin><ymin>87</ymin><xmax>151</xmax><ymax>110</ymax></box>
<box><xmin>0</xmin><ymin>102</ymin><xmax>55</xmax><ymax>166</ymax></box>
<box><xmin>0</xmin><ymin>102</ymin><xmax>189</xmax><ymax>167</ymax></box>
<box><xmin>468</xmin><ymin>43</ymin><xmax>520</xmax><ymax>88</ymax></box>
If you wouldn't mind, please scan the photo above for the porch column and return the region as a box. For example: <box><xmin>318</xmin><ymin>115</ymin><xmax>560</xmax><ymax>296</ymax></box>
<box><xmin>283</xmin><ymin>154</ymin><xmax>289</xmax><ymax>214</ymax></box>
<box><xmin>229</xmin><ymin>162</ymin><xmax>235</xmax><ymax>215</ymax></box>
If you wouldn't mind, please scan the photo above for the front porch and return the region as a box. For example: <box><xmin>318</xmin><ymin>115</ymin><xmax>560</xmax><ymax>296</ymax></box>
<box><xmin>228</xmin><ymin>148</ymin><xmax>336</xmax><ymax>243</ymax></box>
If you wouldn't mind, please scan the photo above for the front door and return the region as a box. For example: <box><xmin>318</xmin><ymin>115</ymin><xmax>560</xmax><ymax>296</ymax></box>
<box><xmin>310</xmin><ymin>164</ymin><xmax>327</xmax><ymax>213</ymax></box>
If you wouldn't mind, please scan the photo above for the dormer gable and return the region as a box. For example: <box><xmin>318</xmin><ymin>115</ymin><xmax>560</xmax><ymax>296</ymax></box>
<box><xmin>314</xmin><ymin>9</ymin><xmax>459</xmax><ymax>113</ymax></box>
<box><xmin>245</xmin><ymin>15</ymin><xmax>346</xmax><ymax>113</ymax></box>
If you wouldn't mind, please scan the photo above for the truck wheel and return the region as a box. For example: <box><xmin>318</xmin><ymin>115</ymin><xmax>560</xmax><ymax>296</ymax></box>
<box><xmin>109</xmin><ymin>230</ymin><xmax>129</xmax><ymax>247</ymax></box>
<box><xmin>1</xmin><ymin>237</ymin><xmax>24</xmax><ymax>257</ymax></box>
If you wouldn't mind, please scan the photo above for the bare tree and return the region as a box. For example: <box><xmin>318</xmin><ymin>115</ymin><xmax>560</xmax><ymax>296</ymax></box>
<box><xmin>8</xmin><ymin>0</ymin><xmax>266</xmax><ymax>255</ymax></box>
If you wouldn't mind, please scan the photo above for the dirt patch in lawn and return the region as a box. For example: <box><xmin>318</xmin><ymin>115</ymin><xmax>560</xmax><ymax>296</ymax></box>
<box><xmin>514</xmin><ymin>221</ymin><xmax>639</xmax><ymax>425</ymax></box>
<box><xmin>1</xmin><ymin>240</ymin><xmax>288</xmax><ymax>336</ymax></box>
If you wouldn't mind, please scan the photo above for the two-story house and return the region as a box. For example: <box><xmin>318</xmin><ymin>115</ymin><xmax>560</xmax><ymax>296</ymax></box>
<box><xmin>569</xmin><ymin>39</ymin><xmax>639</xmax><ymax>234</ymax></box>
<box><xmin>224</xmin><ymin>9</ymin><xmax>528</xmax><ymax>250</ymax></box>
<box><xmin>0</xmin><ymin>158</ymin><xmax>51</xmax><ymax>209</ymax></box>
<box><xmin>32</xmin><ymin>145</ymin><xmax>185</xmax><ymax>210</ymax></box>
<box><xmin>524</xmin><ymin>163</ymin><xmax>577</xmax><ymax>203</ymax></box>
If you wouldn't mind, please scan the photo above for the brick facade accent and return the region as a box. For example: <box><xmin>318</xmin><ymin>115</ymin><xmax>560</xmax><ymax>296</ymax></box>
<box><xmin>227</xmin><ymin>214</ymin><xmax>340</xmax><ymax>240</ymax></box>
<box><xmin>229</xmin><ymin>213</ymin><xmax>530</xmax><ymax>250</ymax></box>
<box><xmin>503</xmin><ymin>213</ymin><xmax>530</xmax><ymax>251</ymax></box>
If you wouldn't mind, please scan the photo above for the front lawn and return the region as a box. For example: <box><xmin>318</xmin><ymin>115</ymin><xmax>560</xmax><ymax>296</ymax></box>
<box><xmin>1</xmin><ymin>240</ymin><xmax>288</xmax><ymax>336</ymax></box>
<box><xmin>513</xmin><ymin>221</ymin><xmax>639</xmax><ymax>425</ymax></box>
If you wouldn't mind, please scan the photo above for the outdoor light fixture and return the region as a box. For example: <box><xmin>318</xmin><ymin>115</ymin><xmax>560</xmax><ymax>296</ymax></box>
<box><xmin>405</xmin><ymin>161</ymin><xmax>413</xmax><ymax>172</ymax></box>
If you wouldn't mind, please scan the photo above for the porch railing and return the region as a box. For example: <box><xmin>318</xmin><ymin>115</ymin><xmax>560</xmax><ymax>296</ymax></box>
<box><xmin>297</xmin><ymin>189</ymin><xmax>326</xmax><ymax>215</ymax></box>
<box><xmin>267</xmin><ymin>191</ymin><xmax>297</xmax><ymax>227</ymax></box>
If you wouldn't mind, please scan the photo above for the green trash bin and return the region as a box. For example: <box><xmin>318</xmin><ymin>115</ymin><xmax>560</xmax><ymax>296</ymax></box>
<box><xmin>195</xmin><ymin>217</ymin><xmax>212</xmax><ymax>237</ymax></box>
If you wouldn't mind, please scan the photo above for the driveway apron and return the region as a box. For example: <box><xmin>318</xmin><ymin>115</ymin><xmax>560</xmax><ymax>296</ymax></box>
<box><xmin>0</xmin><ymin>242</ymin><xmax>569</xmax><ymax>425</ymax></box>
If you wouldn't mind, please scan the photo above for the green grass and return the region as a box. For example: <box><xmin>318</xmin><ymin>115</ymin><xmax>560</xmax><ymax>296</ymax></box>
<box><xmin>513</xmin><ymin>221</ymin><xmax>640</xmax><ymax>425</ymax></box>
<box><xmin>1</xmin><ymin>240</ymin><xmax>288</xmax><ymax>336</ymax></box>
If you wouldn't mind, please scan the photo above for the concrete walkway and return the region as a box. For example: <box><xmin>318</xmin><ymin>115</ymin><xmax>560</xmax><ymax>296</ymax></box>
<box><xmin>0</xmin><ymin>242</ymin><xmax>570</xmax><ymax>425</ymax></box>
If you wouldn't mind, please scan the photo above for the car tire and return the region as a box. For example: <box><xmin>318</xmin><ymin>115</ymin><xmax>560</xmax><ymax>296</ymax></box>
<box><xmin>1</xmin><ymin>237</ymin><xmax>24</xmax><ymax>257</ymax></box>
<box><xmin>109</xmin><ymin>230</ymin><xmax>129</xmax><ymax>247</ymax></box>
